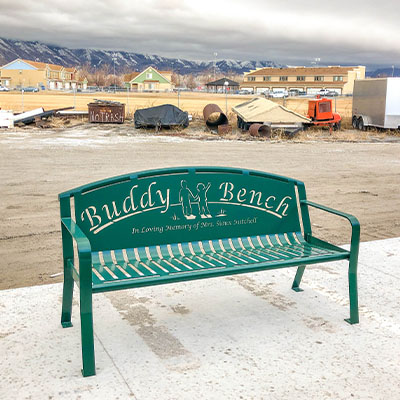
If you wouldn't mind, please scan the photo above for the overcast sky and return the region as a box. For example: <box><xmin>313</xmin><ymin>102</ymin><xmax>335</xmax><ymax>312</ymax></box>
<box><xmin>0</xmin><ymin>0</ymin><xmax>399</xmax><ymax>66</ymax></box>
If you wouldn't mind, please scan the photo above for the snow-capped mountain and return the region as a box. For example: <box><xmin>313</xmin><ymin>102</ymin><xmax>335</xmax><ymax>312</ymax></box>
<box><xmin>0</xmin><ymin>37</ymin><xmax>280</xmax><ymax>74</ymax></box>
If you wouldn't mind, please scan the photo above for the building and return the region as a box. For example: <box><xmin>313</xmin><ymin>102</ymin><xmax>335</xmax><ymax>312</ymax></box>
<box><xmin>0</xmin><ymin>59</ymin><xmax>78</xmax><ymax>90</ymax></box>
<box><xmin>240</xmin><ymin>66</ymin><xmax>366</xmax><ymax>95</ymax></box>
<box><xmin>125</xmin><ymin>67</ymin><xmax>173</xmax><ymax>92</ymax></box>
<box><xmin>205</xmin><ymin>77</ymin><xmax>239</xmax><ymax>92</ymax></box>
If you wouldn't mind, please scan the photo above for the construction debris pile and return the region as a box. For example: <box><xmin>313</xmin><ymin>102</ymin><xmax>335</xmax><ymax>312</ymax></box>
<box><xmin>232</xmin><ymin>97</ymin><xmax>311</xmax><ymax>136</ymax></box>
<box><xmin>0</xmin><ymin>106</ymin><xmax>80</xmax><ymax>128</ymax></box>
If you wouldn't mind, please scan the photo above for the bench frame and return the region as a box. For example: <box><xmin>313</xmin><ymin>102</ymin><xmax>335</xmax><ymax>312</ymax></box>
<box><xmin>59</xmin><ymin>167</ymin><xmax>360</xmax><ymax>377</ymax></box>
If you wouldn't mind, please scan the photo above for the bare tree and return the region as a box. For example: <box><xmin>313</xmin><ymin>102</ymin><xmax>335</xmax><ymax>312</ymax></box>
<box><xmin>92</xmin><ymin>64</ymin><xmax>111</xmax><ymax>87</ymax></box>
<box><xmin>183</xmin><ymin>74</ymin><xmax>197</xmax><ymax>90</ymax></box>
<box><xmin>171</xmin><ymin>72</ymin><xmax>181</xmax><ymax>87</ymax></box>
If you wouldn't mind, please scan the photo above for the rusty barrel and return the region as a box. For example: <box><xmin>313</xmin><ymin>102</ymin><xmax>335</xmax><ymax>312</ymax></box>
<box><xmin>249</xmin><ymin>123</ymin><xmax>272</xmax><ymax>137</ymax></box>
<box><xmin>203</xmin><ymin>103</ymin><xmax>228</xmax><ymax>128</ymax></box>
<box><xmin>88</xmin><ymin>101</ymin><xmax>125</xmax><ymax>124</ymax></box>
<box><xmin>218</xmin><ymin>124</ymin><xmax>232</xmax><ymax>135</ymax></box>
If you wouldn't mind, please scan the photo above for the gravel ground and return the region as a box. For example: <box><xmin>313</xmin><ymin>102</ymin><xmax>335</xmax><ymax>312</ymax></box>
<box><xmin>0</xmin><ymin>124</ymin><xmax>399</xmax><ymax>289</ymax></box>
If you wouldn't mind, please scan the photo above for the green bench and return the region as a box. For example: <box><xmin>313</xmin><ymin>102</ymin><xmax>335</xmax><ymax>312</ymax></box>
<box><xmin>59</xmin><ymin>167</ymin><xmax>360</xmax><ymax>377</ymax></box>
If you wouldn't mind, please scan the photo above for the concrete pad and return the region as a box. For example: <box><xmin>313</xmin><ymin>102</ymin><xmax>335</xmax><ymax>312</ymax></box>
<box><xmin>1</xmin><ymin>238</ymin><xmax>400</xmax><ymax>399</ymax></box>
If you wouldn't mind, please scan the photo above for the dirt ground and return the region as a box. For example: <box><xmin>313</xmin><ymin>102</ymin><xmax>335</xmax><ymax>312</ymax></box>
<box><xmin>0</xmin><ymin>90</ymin><xmax>353</xmax><ymax>119</ymax></box>
<box><xmin>0</xmin><ymin>123</ymin><xmax>399</xmax><ymax>290</ymax></box>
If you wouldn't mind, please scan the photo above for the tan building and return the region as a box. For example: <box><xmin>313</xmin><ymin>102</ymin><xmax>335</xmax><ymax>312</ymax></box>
<box><xmin>0</xmin><ymin>59</ymin><xmax>78</xmax><ymax>90</ymax></box>
<box><xmin>125</xmin><ymin>67</ymin><xmax>173</xmax><ymax>92</ymax></box>
<box><xmin>240</xmin><ymin>66</ymin><xmax>366</xmax><ymax>95</ymax></box>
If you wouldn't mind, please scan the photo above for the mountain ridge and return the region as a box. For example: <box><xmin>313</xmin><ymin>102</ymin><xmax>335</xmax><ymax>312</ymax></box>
<box><xmin>0</xmin><ymin>37</ymin><xmax>280</xmax><ymax>75</ymax></box>
<box><xmin>1</xmin><ymin>37</ymin><xmax>396</xmax><ymax>77</ymax></box>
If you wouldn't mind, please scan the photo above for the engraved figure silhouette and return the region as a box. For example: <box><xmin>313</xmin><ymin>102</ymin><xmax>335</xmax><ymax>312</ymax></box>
<box><xmin>179</xmin><ymin>180</ymin><xmax>197</xmax><ymax>220</ymax></box>
<box><xmin>196</xmin><ymin>182</ymin><xmax>212</xmax><ymax>218</ymax></box>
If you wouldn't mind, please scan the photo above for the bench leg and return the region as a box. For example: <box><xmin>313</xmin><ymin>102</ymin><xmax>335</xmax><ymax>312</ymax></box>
<box><xmin>61</xmin><ymin>259</ymin><xmax>74</xmax><ymax>328</ymax></box>
<box><xmin>80</xmin><ymin>287</ymin><xmax>96</xmax><ymax>377</ymax></box>
<box><xmin>61</xmin><ymin>221</ymin><xmax>74</xmax><ymax>328</ymax></box>
<box><xmin>291</xmin><ymin>266</ymin><xmax>306</xmax><ymax>292</ymax></box>
<box><xmin>345</xmin><ymin>259</ymin><xmax>359</xmax><ymax>324</ymax></box>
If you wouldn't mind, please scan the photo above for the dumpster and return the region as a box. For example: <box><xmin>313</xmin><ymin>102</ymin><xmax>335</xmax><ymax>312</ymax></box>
<box><xmin>88</xmin><ymin>100</ymin><xmax>125</xmax><ymax>123</ymax></box>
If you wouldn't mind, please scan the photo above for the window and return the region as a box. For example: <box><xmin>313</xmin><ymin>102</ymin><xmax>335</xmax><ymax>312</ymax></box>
<box><xmin>319</xmin><ymin>102</ymin><xmax>331</xmax><ymax>113</ymax></box>
<box><xmin>263</xmin><ymin>76</ymin><xmax>271</xmax><ymax>81</ymax></box>
<box><xmin>314</xmin><ymin>76</ymin><xmax>324</xmax><ymax>81</ymax></box>
<box><xmin>146</xmin><ymin>72</ymin><xmax>153</xmax><ymax>79</ymax></box>
<box><xmin>297</xmin><ymin>76</ymin><xmax>305</xmax><ymax>81</ymax></box>
<box><xmin>248</xmin><ymin>76</ymin><xmax>255</xmax><ymax>81</ymax></box>
<box><xmin>333</xmin><ymin>76</ymin><xmax>343</xmax><ymax>81</ymax></box>
<box><xmin>279</xmin><ymin>76</ymin><xmax>288</xmax><ymax>81</ymax></box>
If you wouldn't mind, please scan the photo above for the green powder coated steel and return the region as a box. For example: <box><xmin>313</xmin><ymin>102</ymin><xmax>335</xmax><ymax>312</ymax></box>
<box><xmin>59</xmin><ymin>166</ymin><xmax>360</xmax><ymax>377</ymax></box>
<box><xmin>70</xmin><ymin>167</ymin><xmax>300</xmax><ymax>251</ymax></box>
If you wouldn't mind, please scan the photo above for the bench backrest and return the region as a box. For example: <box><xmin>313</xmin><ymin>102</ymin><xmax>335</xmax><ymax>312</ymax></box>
<box><xmin>59</xmin><ymin>167</ymin><xmax>305</xmax><ymax>252</ymax></box>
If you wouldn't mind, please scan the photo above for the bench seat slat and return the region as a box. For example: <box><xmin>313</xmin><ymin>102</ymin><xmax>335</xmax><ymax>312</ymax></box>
<box><xmin>92</xmin><ymin>251</ymin><xmax>349</xmax><ymax>293</ymax></box>
<box><xmin>100</xmin><ymin>251</ymin><xmax>132</xmax><ymax>280</ymax></box>
<box><xmin>229</xmin><ymin>238</ymin><xmax>277</xmax><ymax>263</ymax></box>
<box><xmin>219</xmin><ymin>238</ymin><xmax>259</xmax><ymax>263</ymax></box>
<box><xmin>89</xmin><ymin>232</ymin><xmax>349</xmax><ymax>290</ymax></box>
<box><xmin>256</xmin><ymin>237</ymin><xmax>294</xmax><ymax>260</ymax></box>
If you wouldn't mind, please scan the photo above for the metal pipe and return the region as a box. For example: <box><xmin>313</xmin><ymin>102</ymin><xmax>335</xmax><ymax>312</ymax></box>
<box><xmin>249</xmin><ymin>123</ymin><xmax>271</xmax><ymax>137</ymax></box>
<box><xmin>203</xmin><ymin>103</ymin><xmax>228</xmax><ymax>128</ymax></box>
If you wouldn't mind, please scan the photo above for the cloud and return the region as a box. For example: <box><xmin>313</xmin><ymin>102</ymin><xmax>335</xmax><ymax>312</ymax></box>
<box><xmin>0</xmin><ymin>0</ymin><xmax>398</xmax><ymax>65</ymax></box>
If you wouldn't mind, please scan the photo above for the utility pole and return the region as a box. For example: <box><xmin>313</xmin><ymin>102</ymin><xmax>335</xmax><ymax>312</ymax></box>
<box><xmin>213</xmin><ymin>52</ymin><xmax>218</xmax><ymax>83</ymax></box>
<box><xmin>224</xmin><ymin>80</ymin><xmax>229</xmax><ymax>115</ymax></box>
<box><xmin>113</xmin><ymin>53</ymin><xmax>117</xmax><ymax>93</ymax></box>
<box><xmin>21</xmin><ymin>78</ymin><xmax>25</xmax><ymax>112</ymax></box>
<box><xmin>126</xmin><ymin>86</ymin><xmax>130</xmax><ymax>116</ymax></box>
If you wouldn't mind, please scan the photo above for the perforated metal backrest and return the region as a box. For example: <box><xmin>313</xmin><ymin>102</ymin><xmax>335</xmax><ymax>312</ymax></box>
<box><xmin>67</xmin><ymin>167</ymin><xmax>302</xmax><ymax>252</ymax></box>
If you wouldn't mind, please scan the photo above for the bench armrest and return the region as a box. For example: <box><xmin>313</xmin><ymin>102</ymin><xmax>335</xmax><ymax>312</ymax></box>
<box><xmin>300</xmin><ymin>200</ymin><xmax>360</xmax><ymax>253</ymax></box>
<box><xmin>61</xmin><ymin>217</ymin><xmax>91</xmax><ymax>257</ymax></box>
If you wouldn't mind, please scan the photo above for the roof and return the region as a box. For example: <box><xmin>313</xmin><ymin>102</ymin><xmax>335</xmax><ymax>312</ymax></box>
<box><xmin>246</xmin><ymin>66</ymin><xmax>359</xmax><ymax>76</ymax></box>
<box><xmin>124</xmin><ymin>71</ymin><xmax>140</xmax><ymax>81</ymax></box>
<box><xmin>20</xmin><ymin>59</ymin><xmax>47</xmax><ymax>70</ymax></box>
<box><xmin>128</xmin><ymin>66</ymin><xmax>171</xmax><ymax>84</ymax></box>
<box><xmin>47</xmin><ymin>63</ymin><xmax>63</xmax><ymax>71</ymax></box>
<box><xmin>206</xmin><ymin>77</ymin><xmax>240</xmax><ymax>86</ymax></box>
<box><xmin>232</xmin><ymin>97</ymin><xmax>310</xmax><ymax>123</ymax></box>
<box><xmin>18</xmin><ymin>59</ymin><xmax>73</xmax><ymax>72</ymax></box>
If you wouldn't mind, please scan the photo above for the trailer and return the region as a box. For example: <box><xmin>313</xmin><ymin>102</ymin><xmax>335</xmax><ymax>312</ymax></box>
<box><xmin>352</xmin><ymin>78</ymin><xmax>400</xmax><ymax>130</ymax></box>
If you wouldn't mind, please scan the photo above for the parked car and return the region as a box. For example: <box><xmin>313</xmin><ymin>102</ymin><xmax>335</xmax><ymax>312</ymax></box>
<box><xmin>238</xmin><ymin>89</ymin><xmax>253</xmax><ymax>95</ymax></box>
<box><xmin>270</xmin><ymin>90</ymin><xmax>288</xmax><ymax>98</ymax></box>
<box><xmin>288</xmin><ymin>89</ymin><xmax>306</xmax><ymax>96</ymax></box>
<box><xmin>0</xmin><ymin>85</ymin><xmax>10</xmax><ymax>91</ymax></box>
<box><xmin>20</xmin><ymin>86</ymin><xmax>39</xmax><ymax>92</ymax></box>
<box><xmin>104</xmin><ymin>85</ymin><xmax>126</xmax><ymax>92</ymax></box>
<box><xmin>317</xmin><ymin>89</ymin><xmax>329</xmax><ymax>96</ymax></box>
<box><xmin>325</xmin><ymin>90</ymin><xmax>339</xmax><ymax>97</ymax></box>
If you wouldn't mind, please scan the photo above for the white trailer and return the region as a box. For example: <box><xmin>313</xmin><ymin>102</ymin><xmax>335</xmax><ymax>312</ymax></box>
<box><xmin>352</xmin><ymin>78</ymin><xmax>400</xmax><ymax>130</ymax></box>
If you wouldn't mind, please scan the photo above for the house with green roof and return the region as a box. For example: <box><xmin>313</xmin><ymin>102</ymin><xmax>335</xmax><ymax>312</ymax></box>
<box><xmin>125</xmin><ymin>66</ymin><xmax>173</xmax><ymax>92</ymax></box>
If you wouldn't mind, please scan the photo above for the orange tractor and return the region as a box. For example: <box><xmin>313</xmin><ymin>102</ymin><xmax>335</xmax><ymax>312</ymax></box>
<box><xmin>307</xmin><ymin>96</ymin><xmax>341</xmax><ymax>130</ymax></box>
